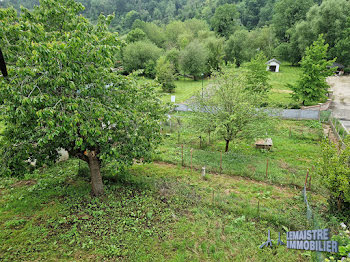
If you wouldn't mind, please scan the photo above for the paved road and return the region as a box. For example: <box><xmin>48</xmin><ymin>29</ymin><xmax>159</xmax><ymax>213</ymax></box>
<box><xmin>327</xmin><ymin>76</ymin><xmax>350</xmax><ymax>132</ymax></box>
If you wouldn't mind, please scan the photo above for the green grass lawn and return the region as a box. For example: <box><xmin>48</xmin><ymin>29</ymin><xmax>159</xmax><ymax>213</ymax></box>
<box><xmin>153</xmin><ymin>64</ymin><xmax>302</xmax><ymax>107</ymax></box>
<box><xmin>160</xmin><ymin>77</ymin><xmax>210</xmax><ymax>104</ymax></box>
<box><xmin>158</xmin><ymin>112</ymin><xmax>324</xmax><ymax>191</ymax></box>
<box><xmin>0</xmin><ymin>158</ymin><xmax>324</xmax><ymax>261</ymax></box>
<box><xmin>267</xmin><ymin>64</ymin><xmax>302</xmax><ymax>108</ymax></box>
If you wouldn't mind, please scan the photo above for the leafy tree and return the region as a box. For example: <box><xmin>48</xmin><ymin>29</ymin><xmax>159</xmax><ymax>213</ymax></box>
<box><xmin>179</xmin><ymin>40</ymin><xmax>208</xmax><ymax>80</ymax></box>
<box><xmin>155</xmin><ymin>56</ymin><xmax>176</xmax><ymax>93</ymax></box>
<box><xmin>210</xmin><ymin>4</ymin><xmax>239</xmax><ymax>38</ymax></box>
<box><xmin>122</xmin><ymin>40</ymin><xmax>162</xmax><ymax>77</ymax></box>
<box><xmin>191</xmin><ymin>68</ymin><xmax>268</xmax><ymax>152</ymax></box>
<box><xmin>123</xmin><ymin>10</ymin><xmax>140</xmax><ymax>30</ymax></box>
<box><xmin>243</xmin><ymin>52</ymin><xmax>271</xmax><ymax>96</ymax></box>
<box><xmin>272</xmin><ymin>0</ymin><xmax>314</xmax><ymax>42</ymax></box>
<box><xmin>126</xmin><ymin>28</ymin><xmax>147</xmax><ymax>43</ymax></box>
<box><xmin>238</xmin><ymin>0</ymin><xmax>270</xmax><ymax>30</ymax></box>
<box><xmin>319</xmin><ymin>138</ymin><xmax>350</xmax><ymax>213</ymax></box>
<box><xmin>334</xmin><ymin>18</ymin><xmax>350</xmax><ymax>66</ymax></box>
<box><xmin>132</xmin><ymin>20</ymin><xmax>166</xmax><ymax>48</ymax></box>
<box><xmin>184</xmin><ymin>19</ymin><xmax>210</xmax><ymax>37</ymax></box>
<box><xmin>290</xmin><ymin>35</ymin><xmax>336</xmax><ymax>105</ymax></box>
<box><xmin>246</xmin><ymin>26</ymin><xmax>277</xmax><ymax>59</ymax></box>
<box><xmin>165</xmin><ymin>48</ymin><xmax>180</xmax><ymax>73</ymax></box>
<box><xmin>205</xmin><ymin>37</ymin><xmax>225</xmax><ymax>73</ymax></box>
<box><xmin>291</xmin><ymin>0</ymin><xmax>350</xmax><ymax>61</ymax></box>
<box><xmin>165</xmin><ymin>20</ymin><xmax>188</xmax><ymax>47</ymax></box>
<box><xmin>225</xmin><ymin>29</ymin><xmax>250</xmax><ymax>66</ymax></box>
<box><xmin>0</xmin><ymin>1</ymin><xmax>166</xmax><ymax>196</ymax></box>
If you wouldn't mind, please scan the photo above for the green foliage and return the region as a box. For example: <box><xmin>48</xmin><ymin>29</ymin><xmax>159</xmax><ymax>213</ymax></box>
<box><xmin>205</xmin><ymin>37</ymin><xmax>225</xmax><ymax>72</ymax></box>
<box><xmin>291</xmin><ymin>0</ymin><xmax>350</xmax><ymax>63</ymax></box>
<box><xmin>191</xmin><ymin>67</ymin><xmax>269</xmax><ymax>152</ymax></box>
<box><xmin>210</xmin><ymin>4</ymin><xmax>239</xmax><ymax>38</ymax></box>
<box><xmin>319</xmin><ymin>138</ymin><xmax>350</xmax><ymax>213</ymax></box>
<box><xmin>225</xmin><ymin>29</ymin><xmax>250</xmax><ymax>66</ymax></box>
<box><xmin>156</xmin><ymin>56</ymin><xmax>176</xmax><ymax>93</ymax></box>
<box><xmin>132</xmin><ymin>20</ymin><xmax>166</xmax><ymax>48</ymax></box>
<box><xmin>123</xmin><ymin>40</ymin><xmax>163</xmax><ymax>77</ymax></box>
<box><xmin>0</xmin><ymin>1</ymin><xmax>167</xmax><ymax>195</ymax></box>
<box><xmin>243</xmin><ymin>52</ymin><xmax>271</xmax><ymax>96</ymax></box>
<box><xmin>125</xmin><ymin>28</ymin><xmax>147</xmax><ymax>43</ymax></box>
<box><xmin>290</xmin><ymin>35</ymin><xmax>336</xmax><ymax>105</ymax></box>
<box><xmin>123</xmin><ymin>10</ymin><xmax>140</xmax><ymax>30</ymax></box>
<box><xmin>334</xmin><ymin>17</ymin><xmax>350</xmax><ymax>66</ymax></box>
<box><xmin>179</xmin><ymin>40</ymin><xmax>208</xmax><ymax>80</ymax></box>
<box><xmin>272</xmin><ymin>0</ymin><xmax>314</xmax><ymax>42</ymax></box>
<box><xmin>165</xmin><ymin>48</ymin><xmax>180</xmax><ymax>73</ymax></box>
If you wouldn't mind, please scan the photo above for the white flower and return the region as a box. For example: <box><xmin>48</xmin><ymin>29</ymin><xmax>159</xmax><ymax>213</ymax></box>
<box><xmin>341</xmin><ymin>222</ymin><xmax>347</xmax><ymax>229</ymax></box>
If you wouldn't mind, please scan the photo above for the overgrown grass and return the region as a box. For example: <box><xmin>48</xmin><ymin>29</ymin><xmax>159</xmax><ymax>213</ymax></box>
<box><xmin>158</xmin><ymin>112</ymin><xmax>324</xmax><ymax>191</ymax></box>
<box><xmin>0</xmin><ymin>158</ymin><xmax>324</xmax><ymax>261</ymax></box>
<box><xmin>161</xmin><ymin>77</ymin><xmax>210</xmax><ymax>104</ymax></box>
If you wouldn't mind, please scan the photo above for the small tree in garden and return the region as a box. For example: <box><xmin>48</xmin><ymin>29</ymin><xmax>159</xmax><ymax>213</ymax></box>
<box><xmin>290</xmin><ymin>35</ymin><xmax>336</xmax><ymax>105</ymax></box>
<box><xmin>243</xmin><ymin>52</ymin><xmax>271</xmax><ymax>96</ymax></box>
<box><xmin>155</xmin><ymin>56</ymin><xmax>176</xmax><ymax>93</ymax></box>
<box><xmin>0</xmin><ymin>0</ymin><xmax>167</xmax><ymax>196</ymax></box>
<box><xmin>191</xmin><ymin>68</ymin><xmax>269</xmax><ymax>152</ymax></box>
<box><xmin>319</xmin><ymin>138</ymin><xmax>350</xmax><ymax>213</ymax></box>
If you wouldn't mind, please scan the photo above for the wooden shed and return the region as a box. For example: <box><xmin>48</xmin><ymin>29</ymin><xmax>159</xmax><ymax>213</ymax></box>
<box><xmin>266</xmin><ymin>58</ymin><xmax>281</xmax><ymax>73</ymax></box>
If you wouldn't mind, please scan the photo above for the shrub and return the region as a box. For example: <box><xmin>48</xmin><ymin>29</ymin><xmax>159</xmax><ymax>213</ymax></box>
<box><xmin>318</xmin><ymin>138</ymin><xmax>350</xmax><ymax>215</ymax></box>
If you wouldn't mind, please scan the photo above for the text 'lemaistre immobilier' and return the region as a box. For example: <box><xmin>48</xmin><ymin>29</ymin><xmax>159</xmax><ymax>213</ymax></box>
<box><xmin>287</xmin><ymin>229</ymin><xmax>338</xmax><ymax>252</ymax></box>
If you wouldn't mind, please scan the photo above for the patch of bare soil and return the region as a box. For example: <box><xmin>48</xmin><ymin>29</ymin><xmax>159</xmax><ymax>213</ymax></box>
<box><xmin>12</xmin><ymin>180</ymin><xmax>37</xmax><ymax>188</ymax></box>
<box><xmin>323</xmin><ymin>124</ymin><xmax>338</xmax><ymax>145</ymax></box>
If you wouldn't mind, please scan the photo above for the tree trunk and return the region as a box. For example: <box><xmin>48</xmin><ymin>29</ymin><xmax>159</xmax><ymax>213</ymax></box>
<box><xmin>225</xmin><ymin>140</ymin><xmax>230</xmax><ymax>152</ymax></box>
<box><xmin>87</xmin><ymin>151</ymin><xmax>104</xmax><ymax>196</ymax></box>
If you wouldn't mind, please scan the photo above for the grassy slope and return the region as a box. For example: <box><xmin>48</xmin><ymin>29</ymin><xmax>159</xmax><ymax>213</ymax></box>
<box><xmin>0</xmin><ymin>159</ymin><xmax>323</xmax><ymax>261</ymax></box>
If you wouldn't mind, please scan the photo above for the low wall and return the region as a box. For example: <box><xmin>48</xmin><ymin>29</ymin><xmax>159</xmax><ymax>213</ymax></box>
<box><xmin>174</xmin><ymin>104</ymin><xmax>321</xmax><ymax>120</ymax></box>
<box><xmin>300</xmin><ymin>99</ymin><xmax>332</xmax><ymax>111</ymax></box>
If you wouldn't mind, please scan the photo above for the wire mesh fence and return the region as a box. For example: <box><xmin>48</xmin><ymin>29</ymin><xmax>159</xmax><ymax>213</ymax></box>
<box><xmin>329</xmin><ymin>113</ymin><xmax>349</xmax><ymax>149</ymax></box>
<box><xmin>303</xmin><ymin>185</ymin><xmax>325</xmax><ymax>262</ymax></box>
<box><xmin>155</xmin><ymin>142</ymin><xmax>321</xmax><ymax>190</ymax></box>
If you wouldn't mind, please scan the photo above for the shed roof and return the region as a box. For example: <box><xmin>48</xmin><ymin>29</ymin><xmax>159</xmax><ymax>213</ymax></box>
<box><xmin>328</xmin><ymin>62</ymin><xmax>344</xmax><ymax>69</ymax></box>
<box><xmin>266</xmin><ymin>58</ymin><xmax>281</xmax><ymax>65</ymax></box>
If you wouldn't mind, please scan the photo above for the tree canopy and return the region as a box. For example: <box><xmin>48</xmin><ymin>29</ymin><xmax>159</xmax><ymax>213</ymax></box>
<box><xmin>290</xmin><ymin>35</ymin><xmax>335</xmax><ymax>105</ymax></box>
<box><xmin>0</xmin><ymin>0</ymin><xmax>167</xmax><ymax>196</ymax></box>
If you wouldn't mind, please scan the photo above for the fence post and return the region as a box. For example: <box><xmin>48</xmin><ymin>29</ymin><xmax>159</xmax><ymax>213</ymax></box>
<box><xmin>304</xmin><ymin>169</ymin><xmax>309</xmax><ymax>189</ymax></box>
<box><xmin>309</xmin><ymin>171</ymin><xmax>312</xmax><ymax>190</ymax></box>
<box><xmin>190</xmin><ymin>148</ymin><xmax>193</xmax><ymax>173</ymax></box>
<box><xmin>318</xmin><ymin>103</ymin><xmax>322</xmax><ymax>122</ymax></box>
<box><xmin>220</xmin><ymin>151</ymin><xmax>223</xmax><ymax>174</ymax></box>
<box><xmin>181</xmin><ymin>144</ymin><xmax>184</xmax><ymax>166</ymax></box>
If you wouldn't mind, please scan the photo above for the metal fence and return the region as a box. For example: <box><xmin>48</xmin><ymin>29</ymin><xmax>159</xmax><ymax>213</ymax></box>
<box><xmin>329</xmin><ymin>113</ymin><xmax>349</xmax><ymax>148</ymax></box>
<box><xmin>174</xmin><ymin>104</ymin><xmax>321</xmax><ymax>120</ymax></box>
<box><xmin>303</xmin><ymin>185</ymin><xmax>324</xmax><ymax>262</ymax></box>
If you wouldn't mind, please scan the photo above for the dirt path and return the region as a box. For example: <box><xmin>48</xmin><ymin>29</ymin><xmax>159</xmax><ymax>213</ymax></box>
<box><xmin>327</xmin><ymin>76</ymin><xmax>350</xmax><ymax>132</ymax></box>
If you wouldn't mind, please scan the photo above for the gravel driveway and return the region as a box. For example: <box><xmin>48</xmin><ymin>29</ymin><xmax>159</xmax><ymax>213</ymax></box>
<box><xmin>327</xmin><ymin>76</ymin><xmax>350</xmax><ymax>132</ymax></box>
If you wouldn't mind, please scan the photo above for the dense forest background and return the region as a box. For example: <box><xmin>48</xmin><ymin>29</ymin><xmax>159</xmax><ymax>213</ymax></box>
<box><xmin>1</xmin><ymin>0</ymin><xmax>350</xmax><ymax>68</ymax></box>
